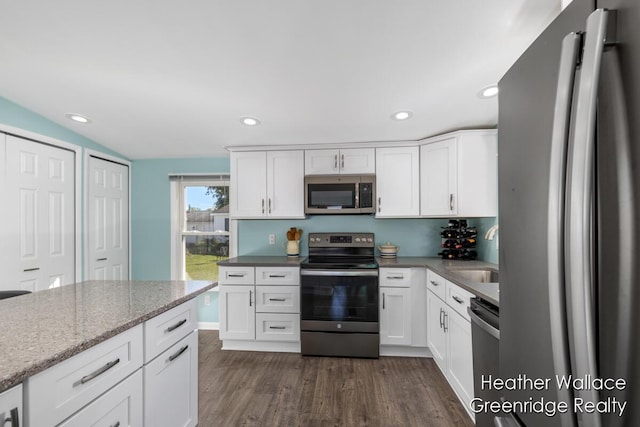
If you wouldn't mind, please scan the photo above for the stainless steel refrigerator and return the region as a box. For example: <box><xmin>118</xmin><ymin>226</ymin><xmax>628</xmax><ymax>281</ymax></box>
<box><xmin>497</xmin><ymin>0</ymin><xmax>639</xmax><ymax>426</ymax></box>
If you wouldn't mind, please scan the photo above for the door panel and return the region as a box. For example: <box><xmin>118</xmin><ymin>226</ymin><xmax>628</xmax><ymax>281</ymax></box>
<box><xmin>88</xmin><ymin>156</ymin><xmax>129</xmax><ymax>280</ymax></box>
<box><xmin>5</xmin><ymin>135</ymin><xmax>75</xmax><ymax>291</ymax></box>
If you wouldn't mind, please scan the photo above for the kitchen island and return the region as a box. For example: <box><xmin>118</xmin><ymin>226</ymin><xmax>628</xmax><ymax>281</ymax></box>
<box><xmin>0</xmin><ymin>279</ymin><xmax>214</xmax><ymax>393</ymax></box>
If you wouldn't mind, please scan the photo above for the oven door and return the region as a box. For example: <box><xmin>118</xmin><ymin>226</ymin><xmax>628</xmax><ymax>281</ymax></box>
<box><xmin>300</xmin><ymin>269</ymin><xmax>379</xmax><ymax>333</ymax></box>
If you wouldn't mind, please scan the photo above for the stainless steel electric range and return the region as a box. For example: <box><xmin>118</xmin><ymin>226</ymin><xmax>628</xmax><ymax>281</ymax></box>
<box><xmin>300</xmin><ymin>232</ymin><xmax>379</xmax><ymax>358</ymax></box>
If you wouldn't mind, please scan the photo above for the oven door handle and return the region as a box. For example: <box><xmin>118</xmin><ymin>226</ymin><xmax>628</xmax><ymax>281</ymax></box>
<box><xmin>301</xmin><ymin>269</ymin><xmax>379</xmax><ymax>277</ymax></box>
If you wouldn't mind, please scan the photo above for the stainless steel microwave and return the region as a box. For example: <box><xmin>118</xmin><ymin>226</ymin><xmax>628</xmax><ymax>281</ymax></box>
<box><xmin>304</xmin><ymin>175</ymin><xmax>376</xmax><ymax>214</ymax></box>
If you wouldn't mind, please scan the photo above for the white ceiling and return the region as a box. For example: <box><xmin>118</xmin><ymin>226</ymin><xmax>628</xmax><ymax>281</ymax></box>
<box><xmin>0</xmin><ymin>1</ymin><xmax>562</xmax><ymax>159</ymax></box>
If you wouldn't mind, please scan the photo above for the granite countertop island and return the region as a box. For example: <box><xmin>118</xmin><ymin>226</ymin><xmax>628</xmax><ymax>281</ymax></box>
<box><xmin>378</xmin><ymin>257</ymin><xmax>499</xmax><ymax>306</ymax></box>
<box><xmin>0</xmin><ymin>280</ymin><xmax>214</xmax><ymax>393</ymax></box>
<box><xmin>218</xmin><ymin>256</ymin><xmax>304</xmax><ymax>267</ymax></box>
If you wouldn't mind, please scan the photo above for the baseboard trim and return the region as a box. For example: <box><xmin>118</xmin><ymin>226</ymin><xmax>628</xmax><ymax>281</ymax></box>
<box><xmin>198</xmin><ymin>322</ymin><xmax>219</xmax><ymax>330</ymax></box>
<box><xmin>379</xmin><ymin>345</ymin><xmax>432</xmax><ymax>358</ymax></box>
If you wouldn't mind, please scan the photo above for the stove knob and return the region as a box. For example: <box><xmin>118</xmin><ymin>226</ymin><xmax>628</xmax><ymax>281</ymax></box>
<box><xmin>354</xmin><ymin>237</ymin><xmax>361</xmax><ymax>243</ymax></box>
<box><xmin>367</xmin><ymin>238</ymin><xmax>373</xmax><ymax>243</ymax></box>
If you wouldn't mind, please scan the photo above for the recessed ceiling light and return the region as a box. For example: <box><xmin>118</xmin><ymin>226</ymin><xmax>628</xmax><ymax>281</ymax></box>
<box><xmin>241</xmin><ymin>117</ymin><xmax>261</xmax><ymax>126</ymax></box>
<box><xmin>479</xmin><ymin>85</ymin><xmax>499</xmax><ymax>98</ymax></box>
<box><xmin>391</xmin><ymin>111</ymin><xmax>413</xmax><ymax>121</ymax></box>
<box><xmin>66</xmin><ymin>113</ymin><xmax>91</xmax><ymax>123</ymax></box>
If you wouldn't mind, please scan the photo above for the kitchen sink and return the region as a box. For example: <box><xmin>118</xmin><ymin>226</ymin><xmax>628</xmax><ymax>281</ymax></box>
<box><xmin>450</xmin><ymin>268</ymin><xmax>499</xmax><ymax>283</ymax></box>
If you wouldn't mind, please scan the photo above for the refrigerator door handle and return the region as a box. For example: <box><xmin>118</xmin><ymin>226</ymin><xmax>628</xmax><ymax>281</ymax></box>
<box><xmin>547</xmin><ymin>31</ymin><xmax>581</xmax><ymax>427</ymax></box>
<box><xmin>565</xmin><ymin>9</ymin><xmax>613</xmax><ymax>427</ymax></box>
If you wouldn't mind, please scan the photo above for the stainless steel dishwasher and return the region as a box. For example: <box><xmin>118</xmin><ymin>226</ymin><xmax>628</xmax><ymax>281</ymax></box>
<box><xmin>468</xmin><ymin>297</ymin><xmax>500</xmax><ymax>427</ymax></box>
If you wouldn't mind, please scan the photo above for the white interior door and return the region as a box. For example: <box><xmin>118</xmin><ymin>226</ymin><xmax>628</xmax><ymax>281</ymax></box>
<box><xmin>5</xmin><ymin>135</ymin><xmax>75</xmax><ymax>291</ymax></box>
<box><xmin>88</xmin><ymin>156</ymin><xmax>129</xmax><ymax>280</ymax></box>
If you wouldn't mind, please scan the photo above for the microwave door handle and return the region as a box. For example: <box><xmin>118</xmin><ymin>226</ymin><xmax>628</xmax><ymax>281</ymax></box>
<box><xmin>355</xmin><ymin>182</ymin><xmax>359</xmax><ymax>208</ymax></box>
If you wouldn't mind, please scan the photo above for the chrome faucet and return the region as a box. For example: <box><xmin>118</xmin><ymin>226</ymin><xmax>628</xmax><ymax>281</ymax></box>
<box><xmin>484</xmin><ymin>224</ymin><xmax>499</xmax><ymax>240</ymax></box>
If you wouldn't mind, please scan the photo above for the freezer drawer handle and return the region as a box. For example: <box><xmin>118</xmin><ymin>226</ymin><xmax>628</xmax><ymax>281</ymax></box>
<box><xmin>166</xmin><ymin>318</ymin><xmax>187</xmax><ymax>333</ymax></box>
<box><xmin>168</xmin><ymin>344</ymin><xmax>189</xmax><ymax>362</ymax></box>
<box><xmin>73</xmin><ymin>358</ymin><xmax>120</xmax><ymax>387</ymax></box>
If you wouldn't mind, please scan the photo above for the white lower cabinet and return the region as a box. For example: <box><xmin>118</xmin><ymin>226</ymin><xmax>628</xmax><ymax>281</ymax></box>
<box><xmin>0</xmin><ymin>384</ymin><xmax>22</xmax><ymax>427</ymax></box>
<box><xmin>144</xmin><ymin>331</ymin><xmax>198</xmax><ymax>427</ymax></box>
<box><xmin>58</xmin><ymin>369</ymin><xmax>143</xmax><ymax>427</ymax></box>
<box><xmin>379</xmin><ymin>268</ymin><xmax>427</xmax><ymax>355</ymax></box>
<box><xmin>219</xmin><ymin>266</ymin><xmax>300</xmax><ymax>352</ymax></box>
<box><xmin>426</xmin><ymin>270</ymin><xmax>474</xmax><ymax>420</ymax></box>
<box><xmin>22</xmin><ymin>299</ymin><xmax>199</xmax><ymax>427</ymax></box>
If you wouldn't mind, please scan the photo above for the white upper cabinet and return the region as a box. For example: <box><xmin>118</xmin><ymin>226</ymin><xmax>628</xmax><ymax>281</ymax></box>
<box><xmin>304</xmin><ymin>148</ymin><xmax>375</xmax><ymax>175</ymax></box>
<box><xmin>375</xmin><ymin>147</ymin><xmax>420</xmax><ymax>217</ymax></box>
<box><xmin>420</xmin><ymin>130</ymin><xmax>497</xmax><ymax>218</ymax></box>
<box><xmin>230</xmin><ymin>150</ymin><xmax>304</xmax><ymax>218</ymax></box>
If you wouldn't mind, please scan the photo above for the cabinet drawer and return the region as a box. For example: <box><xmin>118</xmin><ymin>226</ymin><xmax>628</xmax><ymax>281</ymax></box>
<box><xmin>57</xmin><ymin>369</ymin><xmax>143</xmax><ymax>427</ymax></box>
<box><xmin>446</xmin><ymin>282</ymin><xmax>474</xmax><ymax>321</ymax></box>
<box><xmin>26</xmin><ymin>325</ymin><xmax>143</xmax><ymax>427</ymax></box>
<box><xmin>144</xmin><ymin>331</ymin><xmax>198</xmax><ymax>427</ymax></box>
<box><xmin>379</xmin><ymin>268</ymin><xmax>412</xmax><ymax>287</ymax></box>
<box><xmin>256</xmin><ymin>313</ymin><xmax>300</xmax><ymax>342</ymax></box>
<box><xmin>255</xmin><ymin>267</ymin><xmax>300</xmax><ymax>285</ymax></box>
<box><xmin>144</xmin><ymin>299</ymin><xmax>197</xmax><ymax>363</ymax></box>
<box><xmin>427</xmin><ymin>270</ymin><xmax>447</xmax><ymax>300</ymax></box>
<box><xmin>0</xmin><ymin>384</ymin><xmax>22</xmax><ymax>427</ymax></box>
<box><xmin>219</xmin><ymin>266</ymin><xmax>255</xmax><ymax>285</ymax></box>
<box><xmin>256</xmin><ymin>285</ymin><xmax>300</xmax><ymax>313</ymax></box>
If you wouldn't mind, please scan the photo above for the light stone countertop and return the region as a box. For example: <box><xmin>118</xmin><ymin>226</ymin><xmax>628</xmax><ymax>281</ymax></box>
<box><xmin>218</xmin><ymin>256</ymin><xmax>304</xmax><ymax>267</ymax></box>
<box><xmin>0</xmin><ymin>280</ymin><xmax>214</xmax><ymax>393</ymax></box>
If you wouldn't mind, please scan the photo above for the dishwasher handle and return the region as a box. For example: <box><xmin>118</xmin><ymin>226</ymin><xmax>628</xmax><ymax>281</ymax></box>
<box><xmin>468</xmin><ymin>306</ymin><xmax>500</xmax><ymax>340</ymax></box>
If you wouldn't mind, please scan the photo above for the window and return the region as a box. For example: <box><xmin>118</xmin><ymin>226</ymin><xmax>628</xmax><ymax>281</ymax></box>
<box><xmin>171</xmin><ymin>175</ymin><xmax>231</xmax><ymax>281</ymax></box>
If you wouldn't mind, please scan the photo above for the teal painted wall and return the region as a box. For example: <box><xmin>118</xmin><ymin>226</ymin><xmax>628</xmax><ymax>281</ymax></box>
<box><xmin>130</xmin><ymin>157</ymin><xmax>230</xmax><ymax>280</ymax></box>
<box><xmin>0</xmin><ymin>97</ymin><xmax>125</xmax><ymax>158</ymax></box>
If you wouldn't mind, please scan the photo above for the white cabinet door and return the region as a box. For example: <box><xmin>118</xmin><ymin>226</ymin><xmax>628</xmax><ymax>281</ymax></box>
<box><xmin>58</xmin><ymin>369</ymin><xmax>143</xmax><ymax>427</ymax></box>
<box><xmin>5</xmin><ymin>135</ymin><xmax>75</xmax><ymax>291</ymax></box>
<box><xmin>375</xmin><ymin>147</ymin><xmax>420</xmax><ymax>217</ymax></box>
<box><xmin>0</xmin><ymin>384</ymin><xmax>22</xmax><ymax>427</ymax></box>
<box><xmin>266</xmin><ymin>150</ymin><xmax>304</xmax><ymax>218</ymax></box>
<box><xmin>144</xmin><ymin>331</ymin><xmax>198</xmax><ymax>427</ymax></box>
<box><xmin>304</xmin><ymin>149</ymin><xmax>339</xmax><ymax>174</ymax></box>
<box><xmin>230</xmin><ymin>151</ymin><xmax>267</xmax><ymax>218</ymax></box>
<box><xmin>88</xmin><ymin>156</ymin><xmax>129</xmax><ymax>280</ymax></box>
<box><xmin>219</xmin><ymin>285</ymin><xmax>256</xmax><ymax>340</ymax></box>
<box><xmin>446</xmin><ymin>309</ymin><xmax>474</xmax><ymax>412</ymax></box>
<box><xmin>457</xmin><ymin>131</ymin><xmax>498</xmax><ymax>217</ymax></box>
<box><xmin>426</xmin><ymin>290</ymin><xmax>447</xmax><ymax>371</ymax></box>
<box><xmin>420</xmin><ymin>138</ymin><xmax>457</xmax><ymax>217</ymax></box>
<box><xmin>304</xmin><ymin>148</ymin><xmax>375</xmax><ymax>175</ymax></box>
<box><xmin>339</xmin><ymin>148</ymin><xmax>375</xmax><ymax>174</ymax></box>
<box><xmin>380</xmin><ymin>287</ymin><xmax>412</xmax><ymax>346</ymax></box>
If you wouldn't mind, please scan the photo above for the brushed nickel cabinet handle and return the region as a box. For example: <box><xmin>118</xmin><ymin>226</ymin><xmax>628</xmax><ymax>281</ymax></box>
<box><xmin>110</xmin><ymin>422</ymin><xmax>120</xmax><ymax>427</ymax></box>
<box><xmin>334</xmin><ymin>154</ymin><xmax>338</xmax><ymax>170</ymax></box>
<box><xmin>23</xmin><ymin>267</ymin><xmax>40</xmax><ymax>272</ymax></box>
<box><xmin>268</xmin><ymin>274</ymin><xmax>286</xmax><ymax>278</ymax></box>
<box><xmin>73</xmin><ymin>358</ymin><xmax>120</xmax><ymax>387</ymax></box>
<box><xmin>249</xmin><ymin>290</ymin><xmax>252</xmax><ymax>307</ymax></box>
<box><xmin>443</xmin><ymin>312</ymin><xmax>449</xmax><ymax>332</ymax></box>
<box><xmin>341</xmin><ymin>154</ymin><xmax>345</xmax><ymax>169</ymax></box>
<box><xmin>97</xmin><ymin>257</ymin><xmax>107</xmax><ymax>261</ymax></box>
<box><xmin>228</xmin><ymin>274</ymin><xmax>245</xmax><ymax>278</ymax></box>
<box><xmin>269</xmin><ymin>298</ymin><xmax>286</xmax><ymax>302</ymax></box>
<box><xmin>269</xmin><ymin>326</ymin><xmax>286</xmax><ymax>330</ymax></box>
<box><xmin>5</xmin><ymin>407</ymin><xmax>19</xmax><ymax>427</ymax></box>
<box><xmin>382</xmin><ymin>293</ymin><xmax>386</xmax><ymax>310</ymax></box>
<box><xmin>378</xmin><ymin>197</ymin><xmax>382</xmax><ymax>213</ymax></box>
<box><xmin>268</xmin><ymin>198</ymin><xmax>272</xmax><ymax>214</ymax></box>
<box><xmin>430</xmin><ymin>280</ymin><xmax>440</xmax><ymax>287</ymax></box>
<box><xmin>261</xmin><ymin>198</ymin><xmax>265</xmax><ymax>214</ymax></box>
<box><xmin>449</xmin><ymin>193</ymin><xmax>455</xmax><ymax>211</ymax></box>
<box><xmin>439</xmin><ymin>308</ymin><xmax>444</xmax><ymax>328</ymax></box>
<box><xmin>168</xmin><ymin>344</ymin><xmax>189</xmax><ymax>362</ymax></box>
<box><xmin>452</xmin><ymin>296</ymin><xmax>464</xmax><ymax>304</ymax></box>
<box><xmin>166</xmin><ymin>318</ymin><xmax>187</xmax><ymax>333</ymax></box>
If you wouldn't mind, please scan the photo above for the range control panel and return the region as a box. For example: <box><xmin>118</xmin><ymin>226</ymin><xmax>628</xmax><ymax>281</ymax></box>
<box><xmin>308</xmin><ymin>232</ymin><xmax>374</xmax><ymax>248</ymax></box>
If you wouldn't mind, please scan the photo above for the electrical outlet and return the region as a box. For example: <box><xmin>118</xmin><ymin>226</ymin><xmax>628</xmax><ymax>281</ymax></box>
<box><xmin>269</xmin><ymin>234</ymin><xmax>276</xmax><ymax>245</ymax></box>
<box><xmin>204</xmin><ymin>294</ymin><xmax>211</xmax><ymax>306</ymax></box>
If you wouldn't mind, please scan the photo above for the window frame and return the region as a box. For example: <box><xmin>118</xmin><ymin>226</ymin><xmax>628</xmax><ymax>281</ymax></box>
<box><xmin>170</xmin><ymin>175</ymin><xmax>232</xmax><ymax>280</ymax></box>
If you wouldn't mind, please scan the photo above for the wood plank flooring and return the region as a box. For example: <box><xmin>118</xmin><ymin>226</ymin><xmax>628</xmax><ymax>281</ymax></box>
<box><xmin>198</xmin><ymin>330</ymin><xmax>474</xmax><ymax>427</ymax></box>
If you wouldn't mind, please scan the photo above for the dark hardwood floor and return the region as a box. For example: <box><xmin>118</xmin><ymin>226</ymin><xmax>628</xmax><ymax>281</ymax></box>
<box><xmin>198</xmin><ymin>330</ymin><xmax>474</xmax><ymax>427</ymax></box>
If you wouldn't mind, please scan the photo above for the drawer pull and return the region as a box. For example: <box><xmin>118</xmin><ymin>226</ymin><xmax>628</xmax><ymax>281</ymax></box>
<box><xmin>268</xmin><ymin>274</ymin><xmax>286</xmax><ymax>278</ymax></box>
<box><xmin>443</xmin><ymin>312</ymin><xmax>449</xmax><ymax>332</ymax></box>
<box><xmin>269</xmin><ymin>326</ymin><xmax>286</xmax><ymax>330</ymax></box>
<box><xmin>23</xmin><ymin>267</ymin><xmax>40</xmax><ymax>272</ymax></box>
<box><xmin>228</xmin><ymin>274</ymin><xmax>246</xmax><ymax>278</ymax></box>
<box><xmin>168</xmin><ymin>344</ymin><xmax>189</xmax><ymax>362</ymax></box>
<box><xmin>5</xmin><ymin>407</ymin><xmax>19</xmax><ymax>427</ymax></box>
<box><xmin>430</xmin><ymin>280</ymin><xmax>440</xmax><ymax>287</ymax></box>
<box><xmin>97</xmin><ymin>257</ymin><xmax>108</xmax><ymax>261</ymax></box>
<box><xmin>452</xmin><ymin>296</ymin><xmax>464</xmax><ymax>304</ymax></box>
<box><xmin>269</xmin><ymin>298</ymin><xmax>286</xmax><ymax>302</ymax></box>
<box><xmin>110</xmin><ymin>422</ymin><xmax>120</xmax><ymax>427</ymax></box>
<box><xmin>439</xmin><ymin>308</ymin><xmax>444</xmax><ymax>328</ymax></box>
<box><xmin>166</xmin><ymin>318</ymin><xmax>187</xmax><ymax>333</ymax></box>
<box><xmin>73</xmin><ymin>358</ymin><xmax>120</xmax><ymax>387</ymax></box>
<box><xmin>387</xmin><ymin>275</ymin><xmax>403</xmax><ymax>280</ymax></box>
